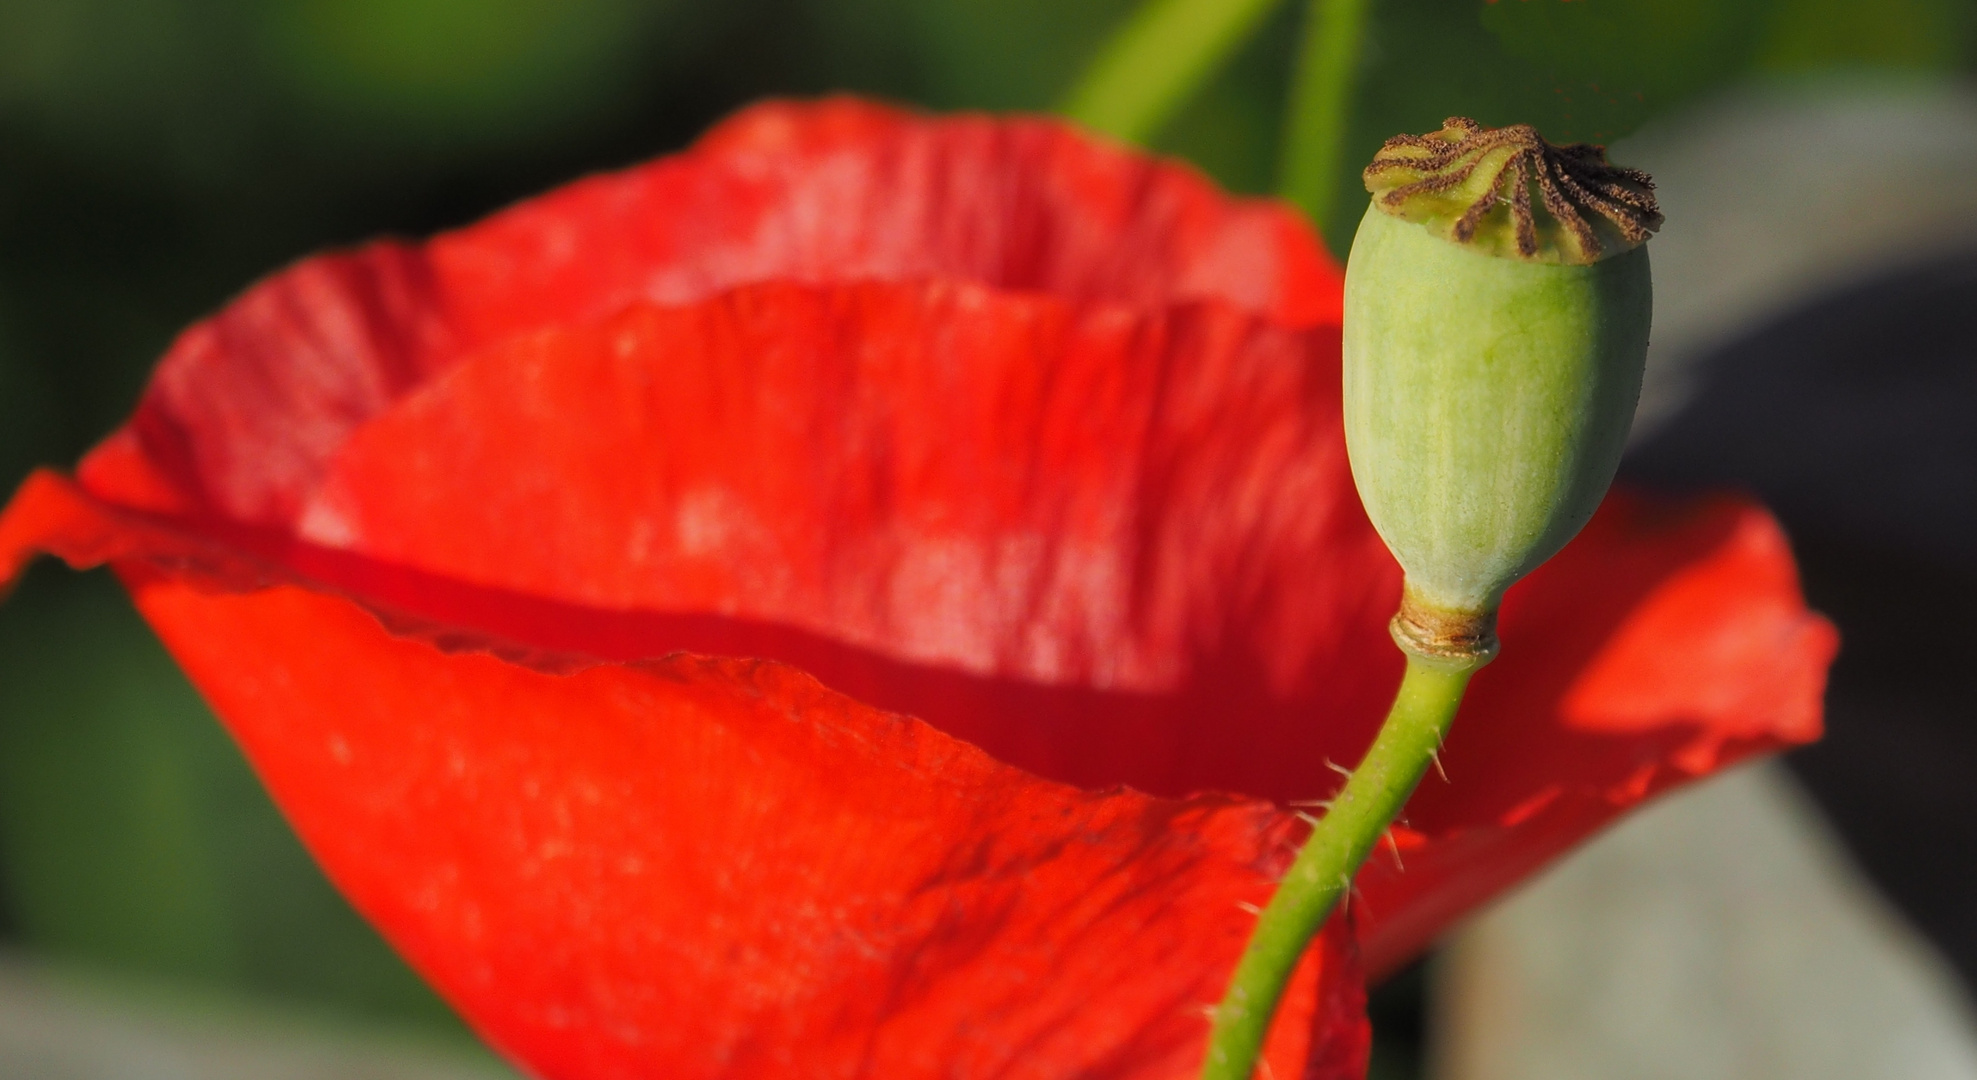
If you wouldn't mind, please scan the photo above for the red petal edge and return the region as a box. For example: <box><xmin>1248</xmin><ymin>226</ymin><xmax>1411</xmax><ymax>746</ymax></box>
<box><xmin>2</xmin><ymin>471</ymin><xmax>1367</xmax><ymax>1080</ymax></box>
<box><xmin>81</xmin><ymin>98</ymin><xmax>1339</xmax><ymax>531</ymax></box>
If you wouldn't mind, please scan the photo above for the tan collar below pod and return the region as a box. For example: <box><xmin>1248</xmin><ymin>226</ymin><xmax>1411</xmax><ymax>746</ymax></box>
<box><xmin>1362</xmin><ymin>117</ymin><xmax>1662</xmax><ymax>265</ymax></box>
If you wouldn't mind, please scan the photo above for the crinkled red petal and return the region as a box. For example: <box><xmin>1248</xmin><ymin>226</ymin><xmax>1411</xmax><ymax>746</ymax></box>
<box><xmin>0</xmin><ymin>474</ymin><xmax>1364</xmax><ymax>1079</ymax></box>
<box><xmin>86</xmin><ymin>98</ymin><xmax>1337</xmax><ymax>531</ymax></box>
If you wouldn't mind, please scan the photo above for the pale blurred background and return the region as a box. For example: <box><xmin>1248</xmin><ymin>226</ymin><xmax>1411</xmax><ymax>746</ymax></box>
<box><xmin>0</xmin><ymin>1</ymin><xmax>1974</xmax><ymax>1077</ymax></box>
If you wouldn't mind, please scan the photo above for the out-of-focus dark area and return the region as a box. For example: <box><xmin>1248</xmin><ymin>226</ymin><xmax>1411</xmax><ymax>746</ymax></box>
<box><xmin>1</xmin><ymin>1</ymin><xmax>1974</xmax><ymax>1076</ymax></box>
<box><xmin>1631</xmin><ymin>250</ymin><xmax>1977</xmax><ymax>988</ymax></box>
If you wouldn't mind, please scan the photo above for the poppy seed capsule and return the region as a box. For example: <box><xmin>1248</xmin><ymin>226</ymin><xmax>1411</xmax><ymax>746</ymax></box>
<box><xmin>1343</xmin><ymin>118</ymin><xmax>1661</xmax><ymax>663</ymax></box>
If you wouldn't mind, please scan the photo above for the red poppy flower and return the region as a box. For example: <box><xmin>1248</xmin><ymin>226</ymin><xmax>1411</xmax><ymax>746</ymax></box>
<box><xmin>0</xmin><ymin>99</ymin><xmax>1833</xmax><ymax>1079</ymax></box>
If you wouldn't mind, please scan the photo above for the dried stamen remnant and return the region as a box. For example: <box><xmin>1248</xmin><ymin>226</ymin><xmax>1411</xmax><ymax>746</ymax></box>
<box><xmin>1391</xmin><ymin>590</ymin><xmax>1498</xmax><ymax>664</ymax></box>
<box><xmin>1362</xmin><ymin>117</ymin><xmax>1662</xmax><ymax>264</ymax></box>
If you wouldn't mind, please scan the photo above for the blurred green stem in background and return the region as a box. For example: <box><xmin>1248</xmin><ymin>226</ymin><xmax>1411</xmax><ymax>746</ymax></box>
<box><xmin>1277</xmin><ymin>0</ymin><xmax>1373</xmax><ymax>231</ymax></box>
<box><xmin>1061</xmin><ymin>0</ymin><xmax>1372</xmax><ymax>234</ymax></box>
<box><xmin>1058</xmin><ymin>0</ymin><xmax>1288</xmax><ymax>143</ymax></box>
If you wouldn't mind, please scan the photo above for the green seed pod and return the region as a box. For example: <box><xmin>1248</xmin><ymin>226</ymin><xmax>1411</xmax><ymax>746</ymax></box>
<box><xmin>1342</xmin><ymin>118</ymin><xmax>1661</xmax><ymax>661</ymax></box>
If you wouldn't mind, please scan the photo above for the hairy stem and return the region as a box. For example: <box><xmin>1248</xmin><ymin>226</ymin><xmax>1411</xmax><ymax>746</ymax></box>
<box><xmin>1059</xmin><ymin>0</ymin><xmax>1287</xmax><ymax>144</ymax></box>
<box><xmin>1199</xmin><ymin>646</ymin><xmax>1477</xmax><ymax>1080</ymax></box>
<box><xmin>1277</xmin><ymin>0</ymin><xmax>1373</xmax><ymax>232</ymax></box>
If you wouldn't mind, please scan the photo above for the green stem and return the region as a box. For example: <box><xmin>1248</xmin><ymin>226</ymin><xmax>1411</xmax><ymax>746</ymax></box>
<box><xmin>1059</xmin><ymin>0</ymin><xmax>1288</xmax><ymax>144</ymax></box>
<box><xmin>1199</xmin><ymin>648</ymin><xmax>1477</xmax><ymax>1080</ymax></box>
<box><xmin>1276</xmin><ymin>0</ymin><xmax>1373</xmax><ymax>232</ymax></box>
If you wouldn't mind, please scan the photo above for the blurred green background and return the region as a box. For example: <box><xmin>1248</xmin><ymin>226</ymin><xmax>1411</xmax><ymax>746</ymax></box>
<box><xmin>0</xmin><ymin>0</ymin><xmax>1971</xmax><ymax>1074</ymax></box>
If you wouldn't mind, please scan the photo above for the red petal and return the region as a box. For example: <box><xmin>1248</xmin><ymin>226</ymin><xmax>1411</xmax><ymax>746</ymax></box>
<box><xmin>146</xmin><ymin>577</ymin><xmax>1370</xmax><ymax>1079</ymax></box>
<box><xmin>83</xmin><ymin>99</ymin><xmax>1336</xmax><ymax>530</ymax></box>
<box><xmin>290</xmin><ymin>281</ymin><xmax>1402</xmax><ymax>800</ymax></box>
<box><xmin>1</xmin><ymin>473</ymin><xmax>1367</xmax><ymax>1079</ymax></box>
<box><xmin>1354</xmin><ymin>492</ymin><xmax>1837</xmax><ymax>977</ymax></box>
<box><xmin>444</xmin><ymin>98</ymin><xmax>1343</xmax><ymax>336</ymax></box>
